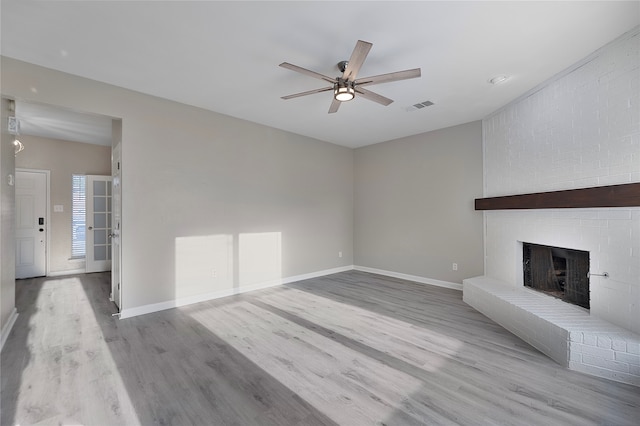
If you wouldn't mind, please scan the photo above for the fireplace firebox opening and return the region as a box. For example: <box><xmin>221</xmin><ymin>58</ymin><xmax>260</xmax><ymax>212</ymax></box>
<box><xmin>523</xmin><ymin>242</ymin><xmax>590</xmax><ymax>309</ymax></box>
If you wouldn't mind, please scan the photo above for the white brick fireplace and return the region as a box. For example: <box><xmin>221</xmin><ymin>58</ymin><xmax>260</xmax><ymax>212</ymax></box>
<box><xmin>483</xmin><ymin>209</ymin><xmax>639</xmax><ymax>333</ymax></box>
<box><xmin>464</xmin><ymin>28</ymin><xmax>640</xmax><ymax>385</ymax></box>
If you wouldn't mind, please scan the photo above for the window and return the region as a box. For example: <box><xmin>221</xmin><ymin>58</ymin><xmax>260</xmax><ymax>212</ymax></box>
<box><xmin>71</xmin><ymin>175</ymin><xmax>86</xmax><ymax>258</ymax></box>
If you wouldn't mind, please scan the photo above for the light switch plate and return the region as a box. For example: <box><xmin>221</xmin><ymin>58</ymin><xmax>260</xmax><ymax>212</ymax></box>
<box><xmin>54</xmin><ymin>204</ymin><xmax>64</xmax><ymax>212</ymax></box>
<box><xmin>8</xmin><ymin>116</ymin><xmax>18</xmax><ymax>134</ymax></box>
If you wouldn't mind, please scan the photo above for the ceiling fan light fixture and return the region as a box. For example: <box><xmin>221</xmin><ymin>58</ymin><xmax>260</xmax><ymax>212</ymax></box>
<box><xmin>334</xmin><ymin>80</ymin><xmax>355</xmax><ymax>102</ymax></box>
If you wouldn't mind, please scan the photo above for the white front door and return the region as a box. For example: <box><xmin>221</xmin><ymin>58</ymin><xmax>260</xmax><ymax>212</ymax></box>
<box><xmin>15</xmin><ymin>170</ymin><xmax>48</xmax><ymax>278</ymax></box>
<box><xmin>86</xmin><ymin>175</ymin><xmax>112</xmax><ymax>273</ymax></box>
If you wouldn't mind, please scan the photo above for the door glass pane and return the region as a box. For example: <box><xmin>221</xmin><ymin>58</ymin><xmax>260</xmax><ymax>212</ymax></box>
<box><xmin>95</xmin><ymin>230</ymin><xmax>107</xmax><ymax>245</ymax></box>
<box><xmin>94</xmin><ymin>197</ymin><xmax>106</xmax><ymax>212</ymax></box>
<box><xmin>94</xmin><ymin>245</ymin><xmax>107</xmax><ymax>261</ymax></box>
<box><xmin>93</xmin><ymin>180</ymin><xmax>106</xmax><ymax>196</ymax></box>
<box><xmin>94</xmin><ymin>213</ymin><xmax>106</xmax><ymax>229</ymax></box>
<box><xmin>107</xmin><ymin>181</ymin><xmax>112</xmax><ymax>196</ymax></box>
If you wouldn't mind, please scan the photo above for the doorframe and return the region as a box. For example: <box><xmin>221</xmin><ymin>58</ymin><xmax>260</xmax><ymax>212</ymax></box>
<box><xmin>11</xmin><ymin>100</ymin><xmax>125</xmax><ymax>314</ymax></box>
<box><xmin>111</xmin><ymin>141</ymin><xmax>122</xmax><ymax>310</ymax></box>
<box><xmin>16</xmin><ymin>168</ymin><xmax>51</xmax><ymax>277</ymax></box>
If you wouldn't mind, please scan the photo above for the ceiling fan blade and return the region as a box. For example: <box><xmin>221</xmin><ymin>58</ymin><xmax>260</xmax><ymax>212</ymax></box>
<box><xmin>356</xmin><ymin>68</ymin><xmax>421</xmax><ymax>87</ymax></box>
<box><xmin>342</xmin><ymin>40</ymin><xmax>373</xmax><ymax>81</ymax></box>
<box><xmin>279</xmin><ymin>62</ymin><xmax>336</xmax><ymax>84</ymax></box>
<box><xmin>354</xmin><ymin>87</ymin><xmax>393</xmax><ymax>106</ymax></box>
<box><xmin>282</xmin><ymin>86</ymin><xmax>333</xmax><ymax>100</ymax></box>
<box><xmin>328</xmin><ymin>98</ymin><xmax>341</xmax><ymax>114</ymax></box>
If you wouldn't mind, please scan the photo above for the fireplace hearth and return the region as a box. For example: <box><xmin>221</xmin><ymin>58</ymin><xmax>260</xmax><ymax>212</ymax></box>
<box><xmin>523</xmin><ymin>243</ymin><xmax>590</xmax><ymax>309</ymax></box>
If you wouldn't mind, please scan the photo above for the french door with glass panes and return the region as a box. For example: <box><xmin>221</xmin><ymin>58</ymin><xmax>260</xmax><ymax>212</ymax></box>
<box><xmin>86</xmin><ymin>175</ymin><xmax>112</xmax><ymax>273</ymax></box>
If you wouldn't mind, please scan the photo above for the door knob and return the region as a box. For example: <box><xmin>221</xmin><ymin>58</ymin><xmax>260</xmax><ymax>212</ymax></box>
<box><xmin>39</xmin><ymin>228</ymin><xmax>44</xmax><ymax>232</ymax></box>
<box><xmin>88</xmin><ymin>226</ymin><xmax>93</xmax><ymax>230</ymax></box>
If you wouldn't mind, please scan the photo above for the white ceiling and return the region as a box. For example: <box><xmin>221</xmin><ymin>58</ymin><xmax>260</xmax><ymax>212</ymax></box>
<box><xmin>1</xmin><ymin>1</ymin><xmax>638</xmax><ymax>148</ymax></box>
<box><xmin>14</xmin><ymin>101</ymin><xmax>113</xmax><ymax>146</ymax></box>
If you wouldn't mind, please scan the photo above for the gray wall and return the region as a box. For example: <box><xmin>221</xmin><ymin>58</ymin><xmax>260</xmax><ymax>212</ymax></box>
<box><xmin>15</xmin><ymin>135</ymin><xmax>112</xmax><ymax>274</ymax></box>
<box><xmin>354</xmin><ymin>121</ymin><xmax>484</xmax><ymax>284</ymax></box>
<box><xmin>1</xmin><ymin>57</ymin><xmax>354</xmax><ymax>313</ymax></box>
<box><xmin>1</xmin><ymin>56</ymin><xmax>484</xmax><ymax>320</ymax></box>
<box><xmin>1</xmin><ymin>97</ymin><xmax>16</xmax><ymax>332</ymax></box>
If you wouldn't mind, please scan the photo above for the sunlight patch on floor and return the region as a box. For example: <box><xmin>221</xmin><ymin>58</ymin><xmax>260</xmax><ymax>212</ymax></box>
<box><xmin>261</xmin><ymin>287</ymin><xmax>465</xmax><ymax>372</ymax></box>
<box><xmin>19</xmin><ymin>276</ymin><xmax>141</xmax><ymax>425</ymax></box>
<box><xmin>190</xmin><ymin>298</ymin><xmax>431</xmax><ymax>425</ymax></box>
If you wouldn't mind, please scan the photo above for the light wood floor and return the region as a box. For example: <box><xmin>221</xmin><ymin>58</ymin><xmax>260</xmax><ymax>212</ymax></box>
<box><xmin>2</xmin><ymin>271</ymin><xmax>638</xmax><ymax>425</ymax></box>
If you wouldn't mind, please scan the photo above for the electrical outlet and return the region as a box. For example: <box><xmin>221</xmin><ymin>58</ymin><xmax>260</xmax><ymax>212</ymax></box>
<box><xmin>212</xmin><ymin>269</ymin><xmax>218</xmax><ymax>278</ymax></box>
<box><xmin>452</xmin><ymin>263</ymin><xmax>458</xmax><ymax>271</ymax></box>
<box><xmin>338</xmin><ymin>251</ymin><xmax>343</xmax><ymax>258</ymax></box>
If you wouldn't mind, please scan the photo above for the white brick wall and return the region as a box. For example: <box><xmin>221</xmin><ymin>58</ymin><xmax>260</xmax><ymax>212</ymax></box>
<box><xmin>484</xmin><ymin>30</ymin><xmax>640</xmax><ymax>195</ymax></box>
<box><xmin>482</xmin><ymin>28</ymin><xmax>640</xmax><ymax>334</ymax></box>
<box><xmin>464</xmin><ymin>276</ymin><xmax>640</xmax><ymax>386</ymax></box>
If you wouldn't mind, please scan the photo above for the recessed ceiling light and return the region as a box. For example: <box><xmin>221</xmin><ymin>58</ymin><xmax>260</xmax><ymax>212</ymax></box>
<box><xmin>489</xmin><ymin>75</ymin><xmax>509</xmax><ymax>85</ymax></box>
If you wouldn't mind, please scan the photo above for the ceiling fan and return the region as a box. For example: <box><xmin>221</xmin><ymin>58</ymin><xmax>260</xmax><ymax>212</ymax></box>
<box><xmin>280</xmin><ymin>40</ymin><xmax>421</xmax><ymax>114</ymax></box>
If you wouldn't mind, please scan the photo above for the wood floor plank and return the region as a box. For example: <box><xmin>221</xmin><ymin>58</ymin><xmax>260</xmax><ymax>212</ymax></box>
<box><xmin>190</xmin><ymin>299</ymin><xmax>455</xmax><ymax>425</ymax></box>
<box><xmin>2</xmin><ymin>271</ymin><xmax>639</xmax><ymax>425</ymax></box>
<box><xmin>249</xmin><ymin>292</ymin><xmax>602</xmax><ymax>425</ymax></box>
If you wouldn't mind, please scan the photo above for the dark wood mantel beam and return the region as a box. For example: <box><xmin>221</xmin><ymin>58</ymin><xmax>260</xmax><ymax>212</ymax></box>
<box><xmin>475</xmin><ymin>182</ymin><xmax>640</xmax><ymax>210</ymax></box>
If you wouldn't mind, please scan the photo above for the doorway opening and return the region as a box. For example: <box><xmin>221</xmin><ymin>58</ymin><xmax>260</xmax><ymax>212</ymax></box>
<box><xmin>9</xmin><ymin>99</ymin><xmax>122</xmax><ymax>310</ymax></box>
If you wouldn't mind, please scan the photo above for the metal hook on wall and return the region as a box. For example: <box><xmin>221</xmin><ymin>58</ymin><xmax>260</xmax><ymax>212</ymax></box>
<box><xmin>587</xmin><ymin>272</ymin><xmax>609</xmax><ymax>279</ymax></box>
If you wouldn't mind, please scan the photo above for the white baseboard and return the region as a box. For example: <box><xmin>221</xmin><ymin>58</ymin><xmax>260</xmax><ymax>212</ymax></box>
<box><xmin>281</xmin><ymin>265</ymin><xmax>354</xmax><ymax>284</ymax></box>
<box><xmin>119</xmin><ymin>265</ymin><xmax>354</xmax><ymax>319</ymax></box>
<box><xmin>47</xmin><ymin>268</ymin><xmax>86</xmax><ymax>277</ymax></box>
<box><xmin>353</xmin><ymin>265</ymin><xmax>462</xmax><ymax>291</ymax></box>
<box><xmin>1</xmin><ymin>308</ymin><xmax>18</xmax><ymax>352</ymax></box>
<box><xmin>118</xmin><ymin>264</ymin><xmax>458</xmax><ymax>319</ymax></box>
